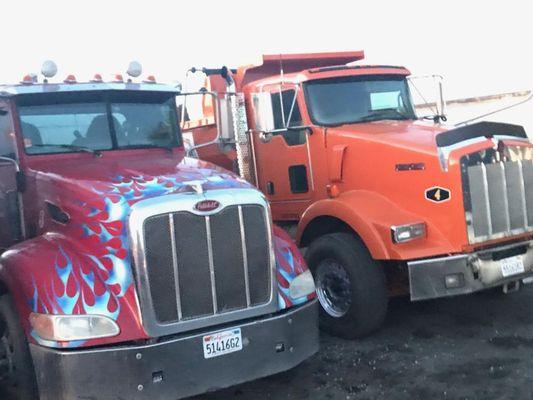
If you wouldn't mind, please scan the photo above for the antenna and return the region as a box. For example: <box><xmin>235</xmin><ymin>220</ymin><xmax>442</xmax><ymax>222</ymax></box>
<box><xmin>41</xmin><ymin>60</ymin><xmax>58</xmax><ymax>83</ymax></box>
<box><xmin>455</xmin><ymin>92</ymin><xmax>533</xmax><ymax>126</ymax></box>
<box><xmin>127</xmin><ymin>61</ymin><xmax>143</xmax><ymax>79</ymax></box>
<box><xmin>278</xmin><ymin>54</ymin><xmax>286</xmax><ymax>127</ymax></box>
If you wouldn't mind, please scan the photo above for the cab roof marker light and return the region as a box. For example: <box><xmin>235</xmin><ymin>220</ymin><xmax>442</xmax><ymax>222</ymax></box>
<box><xmin>113</xmin><ymin>74</ymin><xmax>124</xmax><ymax>83</ymax></box>
<box><xmin>91</xmin><ymin>73</ymin><xmax>103</xmax><ymax>83</ymax></box>
<box><xmin>63</xmin><ymin>74</ymin><xmax>77</xmax><ymax>84</ymax></box>
<box><xmin>144</xmin><ymin>75</ymin><xmax>157</xmax><ymax>84</ymax></box>
<box><xmin>20</xmin><ymin>74</ymin><xmax>34</xmax><ymax>85</ymax></box>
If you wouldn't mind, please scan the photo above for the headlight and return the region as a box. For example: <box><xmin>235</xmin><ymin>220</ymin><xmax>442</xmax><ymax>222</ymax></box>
<box><xmin>391</xmin><ymin>222</ymin><xmax>426</xmax><ymax>243</ymax></box>
<box><xmin>289</xmin><ymin>270</ymin><xmax>316</xmax><ymax>299</ymax></box>
<box><xmin>30</xmin><ymin>313</ymin><xmax>120</xmax><ymax>342</ymax></box>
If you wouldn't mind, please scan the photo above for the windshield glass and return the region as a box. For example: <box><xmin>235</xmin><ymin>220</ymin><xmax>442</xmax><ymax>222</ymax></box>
<box><xmin>17</xmin><ymin>91</ymin><xmax>180</xmax><ymax>154</ymax></box>
<box><xmin>304</xmin><ymin>75</ymin><xmax>416</xmax><ymax>126</ymax></box>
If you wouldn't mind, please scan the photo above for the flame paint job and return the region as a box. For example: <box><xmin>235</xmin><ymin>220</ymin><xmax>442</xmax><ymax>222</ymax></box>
<box><xmin>1</xmin><ymin>152</ymin><xmax>312</xmax><ymax>348</ymax></box>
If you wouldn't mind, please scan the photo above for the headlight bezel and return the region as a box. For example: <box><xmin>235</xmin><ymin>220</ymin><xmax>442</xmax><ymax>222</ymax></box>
<box><xmin>29</xmin><ymin>313</ymin><xmax>120</xmax><ymax>342</ymax></box>
<box><xmin>391</xmin><ymin>222</ymin><xmax>427</xmax><ymax>244</ymax></box>
<box><xmin>289</xmin><ymin>269</ymin><xmax>316</xmax><ymax>300</ymax></box>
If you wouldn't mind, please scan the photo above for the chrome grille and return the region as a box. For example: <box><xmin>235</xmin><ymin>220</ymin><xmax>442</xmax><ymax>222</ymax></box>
<box><xmin>129</xmin><ymin>189</ymin><xmax>277</xmax><ymax>337</ymax></box>
<box><xmin>462</xmin><ymin>145</ymin><xmax>533</xmax><ymax>243</ymax></box>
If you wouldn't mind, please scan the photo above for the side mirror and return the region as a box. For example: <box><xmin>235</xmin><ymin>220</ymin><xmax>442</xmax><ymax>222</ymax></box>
<box><xmin>251</xmin><ymin>92</ymin><xmax>275</xmax><ymax>133</ymax></box>
<box><xmin>218</xmin><ymin>95</ymin><xmax>235</xmax><ymax>141</ymax></box>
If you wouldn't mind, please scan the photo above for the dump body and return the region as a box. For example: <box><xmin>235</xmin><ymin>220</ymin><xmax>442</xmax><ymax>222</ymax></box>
<box><xmin>183</xmin><ymin>51</ymin><xmax>533</xmax><ymax>301</ymax></box>
<box><xmin>0</xmin><ymin>79</ymin><xmax>317</xmax><ymax>399</ymax></box>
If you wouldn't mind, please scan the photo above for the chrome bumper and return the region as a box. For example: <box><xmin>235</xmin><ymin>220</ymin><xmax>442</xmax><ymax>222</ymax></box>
<box><xmin>408</xmin><ymin>240</ymin><xmax>533</xmax><ymax>300</ymax></box>
<box><xmin>30</xmin><ymin>300</ymin><xmax>318</xmax><ymax>400</ymax></box>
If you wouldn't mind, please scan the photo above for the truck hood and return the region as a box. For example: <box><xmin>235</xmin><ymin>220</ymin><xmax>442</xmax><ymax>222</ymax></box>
<box><xmin>27</xmin><ymin>153</ymin><xmax>250</xmax><ymax>212</ymax></box>
<box><xmin>328</xmin><ymin>119</ymin><xmax>449</xmax><ymax>157</ymax></box>
<box><xmin>26</xmin><ymin>152</ymin><xmax>253</xmax><ymax>249</ymax></box>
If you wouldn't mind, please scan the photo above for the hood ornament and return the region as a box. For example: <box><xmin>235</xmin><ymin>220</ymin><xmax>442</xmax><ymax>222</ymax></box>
<box><xmin>185</xmin><ymin>180</ymin><xmax>205</xmax><ymax>195</ymax></box>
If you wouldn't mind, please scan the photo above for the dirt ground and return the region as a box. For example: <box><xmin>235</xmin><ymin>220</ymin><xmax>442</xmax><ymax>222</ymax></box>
<box><xmin>194</xmin><ymin>285</ymin><xmax>533</xmax><ymax>400</ymax></box>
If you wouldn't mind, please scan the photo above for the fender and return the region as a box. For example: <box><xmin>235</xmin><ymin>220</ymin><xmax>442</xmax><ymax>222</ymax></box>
<box><xmin>0</xmin><ymin>233</ymin><xmax>146</xmax><ymax>348</ymax></box>
<box><xmin>0</xmin><ymin>227</ymin><xmax>314</xmax><ymax>348</ymax></box>
<box><xmin>297</xmin><ymin>190</ymin><xmax>456</xmax><ymax>261</ymax></box>
<box><xmin>273</xmin><ymin>225</ymin><xmax>316</xmax><ymax>310</ymax></box>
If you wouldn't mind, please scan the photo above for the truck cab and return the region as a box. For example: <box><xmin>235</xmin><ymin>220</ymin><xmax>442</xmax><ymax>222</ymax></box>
<box><xmin>0</xmin><ymin>63</ymin><xmax>318</xmax><ymax>400</ymax></box>
<box><xmin>182</xmin><ymin>51</ymin><xmax>533</xmax><ymax>338</ymax></box>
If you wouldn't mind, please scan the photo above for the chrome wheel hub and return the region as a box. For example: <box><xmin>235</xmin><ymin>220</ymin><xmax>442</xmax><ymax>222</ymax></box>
<box><xmin>315</xmin><ymin>259</ymin><xmax>352</xmax><ymax>318</ymax></box>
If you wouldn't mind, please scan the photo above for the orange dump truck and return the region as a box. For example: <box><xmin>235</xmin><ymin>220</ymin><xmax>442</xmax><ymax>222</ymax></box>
<box><xmin>180</xmin><ymin>51</ymin><xmax>533</xmax><ymax>338</ymax></box>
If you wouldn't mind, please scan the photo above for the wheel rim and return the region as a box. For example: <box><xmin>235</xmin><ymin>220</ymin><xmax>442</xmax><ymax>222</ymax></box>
<box><xmin>0</xmin><ymin>316</ymin><xmax>15</xmax><ymax>386</ymax></box>
<box><xmin>315</xmin><ymin>259</ymin><xmax>352</xmax><ymax>318</ymax></box>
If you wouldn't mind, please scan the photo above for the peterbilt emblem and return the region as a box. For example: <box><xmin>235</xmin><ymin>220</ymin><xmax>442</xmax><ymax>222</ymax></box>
<box><xmin>425</xmin><ymin>187</ymin><xmax>451</xmax><ymax>203</ymax></box>
<box><xmin>194</xmin><ymin>200</ymin><xmax>221</xmax><ymax>212</ymax></box>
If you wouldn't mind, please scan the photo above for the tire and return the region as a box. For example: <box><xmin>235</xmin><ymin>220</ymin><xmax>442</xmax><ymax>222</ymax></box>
<box><xmin>306</xmin><ymin>233</ymin><xmax>388</xmax><ymax>339</ymax></box>
<box><xmin>0</xmin><ymin>294</ymin><xmax>39</xmax><ymax>400</ymax></box>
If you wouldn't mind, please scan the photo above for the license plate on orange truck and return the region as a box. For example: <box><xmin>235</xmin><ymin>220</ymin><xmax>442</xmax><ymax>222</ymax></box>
<box><xmin>500</xmin><ymin>256</ymin><xmax>525</xmax><ymax>278</ymax></box>
<box><xmin>203</xmin><ymin>328</ymin><xmax>243</xmax><ymax>359</ymax></box>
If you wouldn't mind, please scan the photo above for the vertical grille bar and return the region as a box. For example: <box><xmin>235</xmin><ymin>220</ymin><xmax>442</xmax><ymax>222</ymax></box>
<box><xmin>467</xmin><ymin>165</ymin><xmax>490</xmax><ymax>238</ymax></box>
<box><xmin>517</xmin><ymin>160</ymin><xmax>529</xmax><ymax>229</ymax></box>
<box><xmin>522</xmin><ymin>160</ymin><xmax>533</xmax><ymax>227</ymax></box>
<box><xmin>485</xmin><ymin>163</ymin><xmax>509</xmax><ymax>234</ymax></box>
<box><xmin>238</xmin><ymin>206</ymin><xmax>251</xmax><ymax>307</ymax></box>
<box><xmin>205</xmin><ymin>216</ymin><xmax>218</xmax><ymax>314</ymax></box>
<box><xmin>499</xmin><ymin>162</ymin><xmax>511</xmax><ymax>232</ymax></box>
<box><xmin>481</xmin><ymin>163</ymin><xmax>493</xmax><ymax>237</ymax></box>
<box><xmin>168</xmin><ymin>214</ymin><xmax>182</xmax><ymax>320</ymax></box>
<box><xmin>505</xmin><ymin>160</ymin><xmax>528</xmax><ymax>231</ymax></box>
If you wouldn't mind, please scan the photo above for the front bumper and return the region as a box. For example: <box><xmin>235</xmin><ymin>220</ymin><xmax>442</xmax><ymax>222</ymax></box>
<box><xmin>30</xmin><ymin>300</ymin><xmax>318</xmax><ymax>400</ymax></box>
<box><xmin>408</xmin><ymin>240</ymin><xmax>533</xmax><ymax>301</ymax></box>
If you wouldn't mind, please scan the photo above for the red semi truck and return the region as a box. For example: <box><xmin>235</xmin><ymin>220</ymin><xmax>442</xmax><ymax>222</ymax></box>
<box><xmin>0</xmin><ymin>62</ymin><xmax>318</xmax><ymax>399</ymax></box>
<box><xmin>181</xmin><ymin>51</ymin><xmax>533</xmax><ymax>338</ymax></box>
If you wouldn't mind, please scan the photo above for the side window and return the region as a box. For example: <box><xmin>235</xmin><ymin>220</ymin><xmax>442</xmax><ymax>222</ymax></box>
<box><xmin>270</xmin><ymin>90</ymin><xmax>306</xmax><ymax>146</ymax></box>
<box><xmin>0</xmin><ymin>105</ymin><xmax>16</xmax><ymax>158</ymax></box>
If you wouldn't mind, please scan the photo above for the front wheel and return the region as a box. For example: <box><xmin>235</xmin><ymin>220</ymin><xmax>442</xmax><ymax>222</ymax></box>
<box><xmin>0</xmin><ymin>294</ymin><xmax>39</xmax><ymax>400</ymax></box>
<box><xmin>306</xmin><ymin>233</ymin><xmax>388</xmax><ymax>339</ymax></box>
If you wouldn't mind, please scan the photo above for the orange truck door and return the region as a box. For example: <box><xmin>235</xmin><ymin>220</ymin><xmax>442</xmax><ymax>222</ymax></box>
<box><xmin>251</xmin><ymin>89</ymin><xmax>313</xmax><ymax>221</ymax></box>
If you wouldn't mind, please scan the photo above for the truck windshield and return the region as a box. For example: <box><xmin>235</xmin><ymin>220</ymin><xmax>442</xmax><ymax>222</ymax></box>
<box><xmin>304</xmin><ymin>75</ymin><xmax>416</xmax><ymax>126</ymax></box>
<box><xmin>17</xmin><ymin>91</ymin><xmax>181</xmax><ymax>155</ymax></box>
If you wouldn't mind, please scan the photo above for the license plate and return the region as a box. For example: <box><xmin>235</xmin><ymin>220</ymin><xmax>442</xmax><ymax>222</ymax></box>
<box><xmin>500</xmin><ymin>256</ymin><xmax>525</xmax><ymax>278</ymax></box>
<box><xmin>203</xmin><ymin>328</ymin><xmax>242</xmax><ymax>359</ymax></box>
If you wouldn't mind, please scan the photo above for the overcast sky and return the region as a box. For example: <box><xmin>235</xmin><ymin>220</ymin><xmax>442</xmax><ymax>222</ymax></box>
<box><xmin>3</xmin><ymin>0</ymin><xmax>532</xmax><ymax>99</ymax></box>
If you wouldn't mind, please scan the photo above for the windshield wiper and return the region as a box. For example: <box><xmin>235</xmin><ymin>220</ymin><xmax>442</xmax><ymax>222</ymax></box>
<box><xmin>326</xmin><ymin>109</ymin><xmax>415</xmax><ymax>127</ymax></box>
<box><xmin>120</xmin><ymin>144</ymin><xmax>174</xmax><ymax>153</ymax></box>
<box><xmin>30</xmin><ymin>144</ymin><xmax>102</xmax><ymax>157</ymax></box>
<box><xmin>356</xmin><ymin>109</ymin><xmax>413</xmax><ymax>123</ymax></box>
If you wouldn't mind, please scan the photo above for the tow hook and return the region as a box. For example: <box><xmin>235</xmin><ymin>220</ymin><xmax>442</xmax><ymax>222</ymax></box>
<box><xmin>503</xmin><ymin>280</ymin><xmax>520</xmax><ymax>294</ymax></box>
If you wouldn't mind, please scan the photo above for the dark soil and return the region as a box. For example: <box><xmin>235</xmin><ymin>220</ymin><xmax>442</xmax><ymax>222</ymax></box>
<box><xmin>194</xmin><ymin>286</ymin><xmax>533</xmax><ymax>400</ymax></box>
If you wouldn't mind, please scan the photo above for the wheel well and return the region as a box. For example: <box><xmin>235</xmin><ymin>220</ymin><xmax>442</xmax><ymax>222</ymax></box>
<box><xmin>300</xmin><ymin>216</ymin><xmax>357</xmax><ymax>247</ymax></box>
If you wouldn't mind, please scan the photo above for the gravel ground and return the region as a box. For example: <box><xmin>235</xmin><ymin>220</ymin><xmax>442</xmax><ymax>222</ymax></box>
<box><xmin>194</xmin><ymin>286</ymin><xmax>533</xmax><ymax>400</ymax></box>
